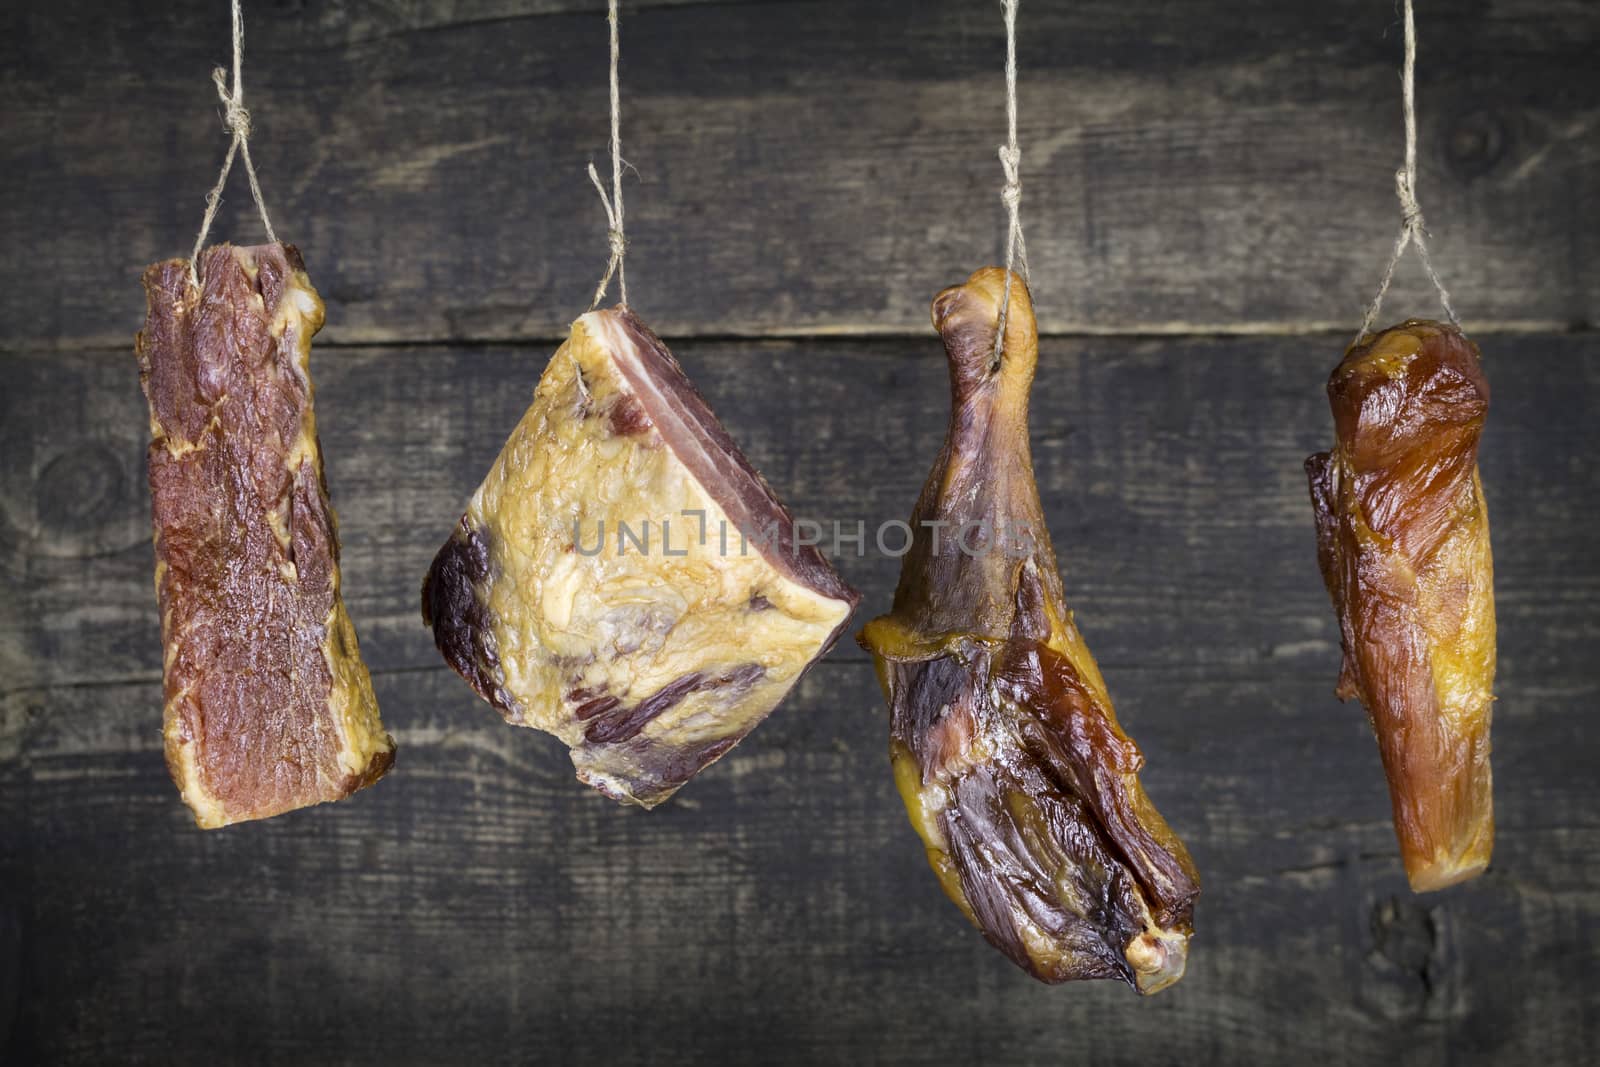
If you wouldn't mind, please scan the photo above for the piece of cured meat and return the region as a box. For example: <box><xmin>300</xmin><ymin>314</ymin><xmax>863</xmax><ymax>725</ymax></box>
<box><xmin>422</xmin><ymin>307</ymin><xmax>858</xmax><ymax>808</ymax></box>
<box><xmin>858</xmin><ymin>268</ymin><xmax>1200</xmax><ymax>994</ymax></box>
<box><xmin>136</xmin><ymin>243</ymin><xmax>394</xmax><ymax>828</ymax></box>
<box><xmin>1306</xmin><ymin>319</ymin><xmax>1495</xmax><ymax>891</ymax></box>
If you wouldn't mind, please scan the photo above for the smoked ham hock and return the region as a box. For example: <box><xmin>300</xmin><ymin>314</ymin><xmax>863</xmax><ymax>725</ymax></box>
<box><xmin>1306</xmin><ymin>319</ymin><xmax>1495</xmax><ymax>891</ymax></box>
<box><xmin>136</xmin><ymin>244</ymin><xmax>394</xmax><ymax>828</ymax></box>
<box><xmin>858</xmin><ymin>268</ymin><xmax>1199</xmax><ymax>994</ymax></box>
<box><xmin>422</xmin><ymin>307</ymin><xmax>858</xmax><ymax>808</ymax></box>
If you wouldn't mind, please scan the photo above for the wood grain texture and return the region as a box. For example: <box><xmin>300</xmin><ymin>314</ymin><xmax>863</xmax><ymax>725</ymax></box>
<box><xmin>3</xmin><ymin>334</ymin><xmax>1595</xmax><ymax>691</ymax></box>
<box><xmin>1</xmin><ymin>0</ymin><xmax>1597</xmax><ymax>348</ymax></box>
<box><xmin>2</xmin><ymin>330</ymin><xmax>1597</xmax><ymax>1063</ymax></box>
<box><xmin>3</xmin><ymin>661</ymin><xmax>1596</xmax><ymax>1065</ymax></box>
<box><xmin>3</xmin><ymin>0</ymin><xmax>1599</xmax><ymax>1061</ymax></box>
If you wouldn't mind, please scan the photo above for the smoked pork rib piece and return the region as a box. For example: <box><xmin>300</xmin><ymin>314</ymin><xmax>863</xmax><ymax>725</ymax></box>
<box><xmin>858</xmin><ymin>268</ymin><xmax>1199</xmax><ymax>993</ymax></box>
<box><xmin>1306</xmin><ymin>319</ymin><xmax>1495</xmax><ymax>891</ymax></box>
<box><xmin>136</xmin><ymin>244</ymin><xmax>394</xmax><ymax>828</ymax></box>
<box><xmin>422</xmin><ymin>307</ymin><xmax>858</xmax><ymax>807</ymax></box>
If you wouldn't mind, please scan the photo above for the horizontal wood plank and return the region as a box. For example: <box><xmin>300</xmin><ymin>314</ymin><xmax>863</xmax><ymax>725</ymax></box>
<box><xmin>3</xmin><ymin>328</ymin><xmax>1597</xmax><ymax>1062</ymax></box>
<box><xmin>2</xmin><ymin>656</ymin><xmax>1596</xmax><ymax>1063</ymax></box>
<box><xmin>2</xmin><ymin>0</ymin><xmax>1597</xmax><ymax>347</ymax></box>
<box><xmin>2</xmin><ymin>331</ymin><xmax>1594</xmax><ymax>693</ymax></box>
<box><xmin>4</xmin><ymin>1</ymin><xmax>1598</xmax><ymax>1061</ymax></box>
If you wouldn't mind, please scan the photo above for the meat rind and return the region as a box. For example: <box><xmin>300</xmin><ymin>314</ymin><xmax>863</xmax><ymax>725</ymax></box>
<box><xmin>422</xmin><ymin>307</ymin><xmax>858</xmax><ymax>807</ymax></box>
<box><xmin>859</xmin><ymin>268</ymin><xmax>1200</xmax><ymax>993</ymax></box>
<box><xmin>136</xmin><ymin>244</ymin><xmax>394</xmax><ymax>828</ymax></box>
<box><xmin>1306</xmin><ymin>319</ymin><xmax>1495</xmax><ymax>892</ymax></box>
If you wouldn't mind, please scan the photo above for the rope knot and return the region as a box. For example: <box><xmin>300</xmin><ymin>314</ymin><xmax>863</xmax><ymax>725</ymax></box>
<box><xmin>583</xmin><ymin>1</ymin><xmax>630</xmax><ymax>309</ymax></box>
<box><xmin>189</xmin><ymin>2</ymin><xmax>277</xmax><ymax>286</ymax></box>
<box><xmin>586</xmin><ymin>153</ymin><xmax>628</xmax><ymax>309</ymax></box>
<box><xmin>1356</xmin><ymin>0</ymin><xmax>1460</xmax><ymax>340</ymax></box>
<box><xmin>1394</xmin><ymin>167</ymin><xmax>1424</xmax><ymax>233</ymax></box>
<box><xmin>212</xmin><ymin>66</ymin><xmax>251</xmax><ymax>139</ymax></box>
<box><xmin>998</xmin><ymin>143</ymin><xmax>1021</xmax><ymax>182</ymax></box>
<box><xmin>991</xmin><ymin>0</ymin><xmax>1028</xmax><ymax>366</ymax></box>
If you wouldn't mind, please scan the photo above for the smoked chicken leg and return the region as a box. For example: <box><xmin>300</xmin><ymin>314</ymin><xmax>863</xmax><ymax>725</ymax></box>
<box><xmin>859</xmin><ymin>268</ymin><xmax>1200</xmax><ymax>993</ymax></box>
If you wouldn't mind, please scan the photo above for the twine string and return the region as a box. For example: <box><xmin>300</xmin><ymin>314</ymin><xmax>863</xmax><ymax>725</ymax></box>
<box><xmin>588</xmin><ymin>0</ymin><xmax>629</xmax><ymax>310</ymax></box>
<box><xmin>992</xmin><ymin>0</ymin><xmax>1029</xmax><ymax>368</ymax></box>
<box><xmin>1356</xmin><ymin>0</ymin><xmax>1459</xmax><ymax>342</ymax></box>
<box><xmin>189</xmin><ymin>0</ymin><xmax>277</xmax><ymax>285</ymax></box>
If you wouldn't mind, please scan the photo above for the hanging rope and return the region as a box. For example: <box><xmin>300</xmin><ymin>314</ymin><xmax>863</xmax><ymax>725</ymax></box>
<box><xmin>189</xmin><ymin>0</ymin><xmax>278</xmax><ymax>286</ymax></box>
<box><xmin>587</xmin><ymin>0</ymin><xmax>629</xmax><ymax>310</ymax></box>
<box><xmin>992</xmin><ymin>0</ymin><xmax>1030</xmax><ymax>367</ymax></box>
<box><xmin>1356</xmin><ymin>0</ymin><xmax>1459</xmax><ymax>342</ymax></box>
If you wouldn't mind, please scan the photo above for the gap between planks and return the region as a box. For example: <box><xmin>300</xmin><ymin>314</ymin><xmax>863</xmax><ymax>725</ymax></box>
<box><xmin>4</xmin><ymin>319</ymin><xmax>1592</xmax><ymax>358</ymax></box>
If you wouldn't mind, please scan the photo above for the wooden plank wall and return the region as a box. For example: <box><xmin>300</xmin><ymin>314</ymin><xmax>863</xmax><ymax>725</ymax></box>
<box><xmin>2</xmin><ymin>1</ymin><xmax>1596</xmax><ymax>1063</ymax></box>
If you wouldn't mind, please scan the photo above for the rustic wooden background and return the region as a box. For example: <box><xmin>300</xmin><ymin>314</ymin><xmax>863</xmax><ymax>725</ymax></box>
<box><xmin>3</xmin><ymin>0</ymin><xmax>1597</xmax><ymax>1063</ymax></box>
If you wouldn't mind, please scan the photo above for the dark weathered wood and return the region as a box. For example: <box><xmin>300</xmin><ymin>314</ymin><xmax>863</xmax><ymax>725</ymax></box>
<box><xmin>3</xmin><ymin>332</ymin><xmax>1594</xmax><ymax>692</ymax></box>
<box><xmin>2</xmin><ymin>0</ymin><xmax>1597</xmax><ymax>348</ymax></box>
<box><xmin>4</xmin><ymin>0</ymin><xmax>1598</xmax><ymax>1062</ymax></box>
<box><xmin>2</xmin><ymin>329</ymin><xmax>1598</xmax><ymax>1063</ymax></box>
<box><xmin>2</xmin><ymin>657</ymin><xmax>1596</xmax><ymax>1063</ymax></box>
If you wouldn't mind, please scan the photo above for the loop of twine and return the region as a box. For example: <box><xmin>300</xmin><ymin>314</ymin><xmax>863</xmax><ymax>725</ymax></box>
<box><xmin>189</xmin><ymin>0</ymin><xmax>277</xmax><ymax>286</ymax></box>
<box><xmin>1356</xmin><ymin>0</ymin><xmax>1458</xmax><ymax>343</ymax></box>
<box><xmin>992</xmin><ymin>0</ymin><xmax>1029</xmax><ymax>369</ymax></box>
<box><xmin>588</xmin><ymin>0</ymin><xmax>629</xmax><ymax>311</ymax></box>
<box><xmin>586</xmin><ymin>161</ymin><xmax>628</xmax><ymax>310</ymax></box>
<box><xmin>213</xmin><ymin>65</ymin><xmax>252</xmax><ymax>139</ymax></box>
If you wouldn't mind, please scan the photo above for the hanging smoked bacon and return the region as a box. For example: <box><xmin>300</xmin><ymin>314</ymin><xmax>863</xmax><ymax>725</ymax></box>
<box><xmin>423</xmin><ymin>308</ymin><xmax>858</xmax><ymax>807</ymax></box>
<box><xmin>859</xmin><ymin>268</ymin><xmax>1199</xmax><ymax>993</ymax></box>
<box><xmin>136</xmin><ymin>244</ymin><xmax>395</xmax><ymax>827</ymax></box>
<box><xmin>1306</xmin><ymin>320</ymin><xmax>1495</xmax><ymax>890</ymax></box>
